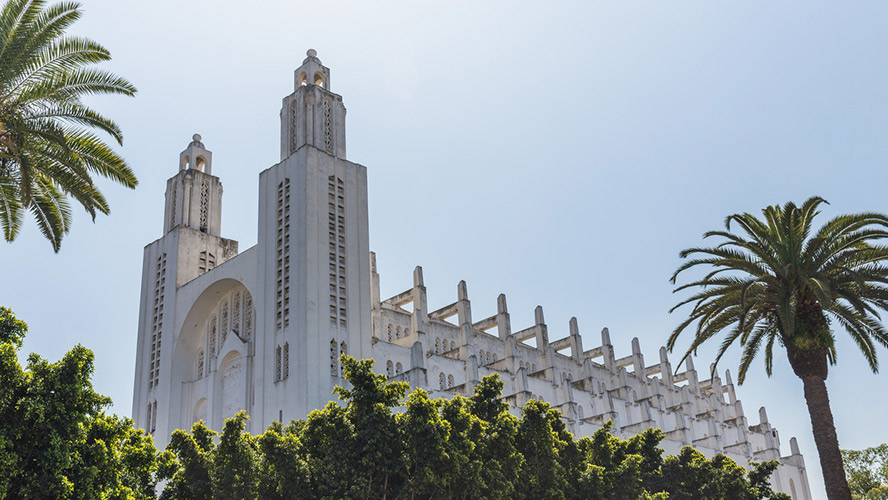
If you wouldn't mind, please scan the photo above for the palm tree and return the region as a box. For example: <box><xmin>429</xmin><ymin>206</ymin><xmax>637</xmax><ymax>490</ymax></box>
<box><xmin>669</xmin><ymin>196</ymin><xmax>888</xmax><ymax>500</ymax></box>
<box><xmin>0</xmin><ymin>0</ymin><xmax>137</xmax><ymax>252</ymax></box>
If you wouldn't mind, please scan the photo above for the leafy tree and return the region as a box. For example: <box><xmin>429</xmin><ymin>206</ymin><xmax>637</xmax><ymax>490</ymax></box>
<box><xmin>255</xmin><ymin>420</ymin><xmax>309</xmax><ymax>500</ymax></box>
<box><xmin>298</xmin><ymin>403</ymin><xmax>360</xmax><ymax>499</ymax></box>
<box><xmin>212</xmin><ymin>411</ymin><xmax>258</xmax><ymax>500</ymax></box>
<box><xmin>0</xmin><ymin>307</ymin><xmax>166</xmax><ymax>499</ymax></box>
<box><xmin>515</xmin><ymin>400</ymin><xmax>569</xmax><ymax>500</ymax></box>
<box><xmin>160</xmin><ymin>421</ymin><xmax>215</xmax><ymax>500</ymax></box>
<box><xmin>843</xmin><ymin>444</ymin><xmax>888</xmax><ymax>500</ymax></box>
<box><xmin>399</xmin><ymin>388</ymin><xmax>450</xmax><ymax>499</ymax></box>
<box><xmin>335</xmin><ymin>356</ymin><xmax>408</xmax><ymax>498</ymax></box>
<box><xmin>661</xmin><ymin>447</ymin><xmax>789</xmax><ymax>500</ymax></box>
<box><xmin>0</xmin><ymin>0</ymin><xmax>137</xmax><ymax>251</ymax></box>
<box><xmin>468</xmin><ymin>374</ymin><xmax>523</xmax><ymax>500</ymax></box>
<box><xmin>669</xmin><ymin>197</ymin><xmax>888</xmax><ymax>499</ymax></box>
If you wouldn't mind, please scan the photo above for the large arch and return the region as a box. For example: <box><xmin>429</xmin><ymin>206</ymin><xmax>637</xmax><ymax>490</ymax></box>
<box><xmin>171</xmin><ymin>278</ymin><xmax>256</xmax><ymax>432</ymax></box>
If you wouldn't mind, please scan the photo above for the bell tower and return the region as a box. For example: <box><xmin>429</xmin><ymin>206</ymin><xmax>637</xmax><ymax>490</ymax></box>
<box><xmin>280</xmin><ymin>49</ymin><xmax>347</xmax><ymax>161</ymax></box>
<box><xmin>258</xmin><ymin>49</ymin><xmax>371</xmax><ymax>423</ymax></box>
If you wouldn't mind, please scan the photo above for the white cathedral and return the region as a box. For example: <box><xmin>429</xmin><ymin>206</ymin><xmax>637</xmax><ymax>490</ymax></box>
<box><xmin>132</xmin><ymin>50</ymin><xmax>812</xmax><ymax>499</ymax></box>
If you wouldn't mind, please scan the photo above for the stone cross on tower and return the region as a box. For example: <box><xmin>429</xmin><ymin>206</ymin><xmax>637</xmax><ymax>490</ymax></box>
<box><xmin>280</xmin><ymin>49</ymin><xmax>347</xmax><ymax>161</ymax></box>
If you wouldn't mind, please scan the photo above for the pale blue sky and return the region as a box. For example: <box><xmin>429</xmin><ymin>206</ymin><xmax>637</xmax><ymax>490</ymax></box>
<box><xmin>3</xmin><ymin>2</ymin><xmax>887</xmax><ymax>498</ymax></box>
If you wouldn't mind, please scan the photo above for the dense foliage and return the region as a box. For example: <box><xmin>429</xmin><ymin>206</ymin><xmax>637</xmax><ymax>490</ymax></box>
<box><xmin>843</xmin><ymin>444</ymin><xmax>888</xmax><ymax>500</ymax></box>
<box><xmin>0</xmin><ymin>307</ymin><xmax>168</xmax><ymax>499</ymax></box>
<box><xmin>161</xmin><ymin>357</ymin><xmax>789</xmax><ymax>500</ymax></box>
<box><xmin>670</xmin><ymin>197</ymin><xmax>888</xmax><ymax>500</ymax></box>
<box><xmin>0</xmin><ymin>308</ymin><xmax>789</xmax><ymax>499</ymax></box>
<box><xmin>0</xmin><ymin>0</ymin><xmax>137</xmax><ymax>251</ymax></box>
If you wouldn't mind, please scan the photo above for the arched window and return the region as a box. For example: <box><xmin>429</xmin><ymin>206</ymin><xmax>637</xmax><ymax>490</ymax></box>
<box><xmin>396</xmin><ymin>326</ymin><xmax>401</xmax><ymax>339</ymax></box>
<box><xmin>447</xmin><ymin>374</ymin><xmax>454</xmax><ymax>388</ymax></box>
<box><xmin>387</xmin><ymin>324</ymin><xmax>393</xmax><ymax>342</ymax></box>
<box><xmin>283</xmin><ymin>343</ymin><xmax>290</xmax><ymax>379</ymax></box>
<box><xmin>435</xmin><ymin>337</ymin><xmax>441</xmax><ymax>354</ymax></box>
<box><xmin>330</xmin><ymin>340</ymin><xmax>338</xmax><ymax>376</ymax></box>
<box><xmin>314</xmin><ymin>72</ymin><xmax>325</xmax><ymax>87</ymax></box>
<box><xmin>479</xmin><ymin>350</ymin><xmax>485</xmax><ymax>363</ymax></box>
<box><xmin>486</xmin><ymin>352</ymin><xmax>491</xmax><ymax>364</ymax></box>
<box><xmin>562</xmin><ymin>372</ymin><xmax>567</xmax><ymax>382</ymax></box>
<box><xmin>404</xmin><ymin>328</ymin><xmax>410</xmax><ymax>336</ymax></box>
<box><xmin>395</xmin><ymin>362</ymin><xmax>403</xmax><ymax>375</ymax></box>
<box><xmin>493</xmin><ymin>353</ymin><xmax>497</xmax><ymax>361</ymax></box>
<box><xmin>275</xmin><ymin>345</ymin><xmax>282</xmax><ymax>381</ymax></box>
<box><xmin>386</xmin><ymin>360</ymin><xmax>394</xmax><ymax>377</ymax></box>
<box><xmin>532</xmin><ymin>364</ymin><xmax>537</xmax><ymax>372</ymax></box>
<box><xmin>298</xmin><ymin>72</ymin><xmax>307</xmax><ymax>86</ymax></box>
<box><xmin>439</xmin><ymin>372</ymin><xmax>446</xmax><ymax>390</ymax></box>
<box><xmin>450</xmin><ymin>341</ymin><xmax>455</xmax><ymax>350</ymax></box>
<box><xmin>519</xmin><ymin>361</ymin><xmax>525</xmax><ymax>369</ymax></box>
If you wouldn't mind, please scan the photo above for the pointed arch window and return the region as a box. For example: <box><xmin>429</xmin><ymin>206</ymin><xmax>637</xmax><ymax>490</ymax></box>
<box><xmin>386</xmin><ymin>360</ymin><xmax>394</xmax><ymax>377</ymax></box>
<box><xmin>439</xmin><ymin>372</ymin><xmax>446</xmax><ymax>390</ymax></box>
<box><xmin>395</xmin><ymin>362</ymin><xmax>403</xmax><ymax>375</ymax></box>
<box><xmin>447</xmin><ymin>374</ymin><xmax>454</xmax><ymax>388</ymax></box>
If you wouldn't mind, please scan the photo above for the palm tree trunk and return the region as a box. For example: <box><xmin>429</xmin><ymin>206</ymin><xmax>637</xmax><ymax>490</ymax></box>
<box><xmin>800</xmin><ymin>374</ymin><xmax>851</xmax><ymax>500</ymax></box>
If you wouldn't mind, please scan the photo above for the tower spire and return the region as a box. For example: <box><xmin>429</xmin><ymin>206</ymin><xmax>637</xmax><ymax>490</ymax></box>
<box><xmin>280</xmin><ymin>49</ymin><xmax>347</xmax><ymax>161</ymax></box>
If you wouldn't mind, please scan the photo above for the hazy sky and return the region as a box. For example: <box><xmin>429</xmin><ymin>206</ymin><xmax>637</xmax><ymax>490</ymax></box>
<box><xmin>4</xmin><ymin>2</ymin><xmax>888</xmax><ymax>498</ymax></box>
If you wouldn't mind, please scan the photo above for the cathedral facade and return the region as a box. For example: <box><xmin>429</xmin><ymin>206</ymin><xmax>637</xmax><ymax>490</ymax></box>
<box><xmin>132</xmin><ymin>51</ymin><xmax>812</xmax><ymax>499</ymax></box>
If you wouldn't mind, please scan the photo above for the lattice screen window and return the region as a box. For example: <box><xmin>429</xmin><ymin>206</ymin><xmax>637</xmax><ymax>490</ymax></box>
<box><xmin>220</xmin><ymin>298</ymin><xmax>229</xmax><ymax>345</ymax></box>
<box><xmin>330</xmin><ymin>340</ymin><xmax>338</xmax><ymax>376</ymax></box>
<box><xmin>199</xmin><ymin>179</ymin><xmax>209</xmax><ymax>233</ymax></box>
<box><xmin>290</xmin><ymin>100</ymin><xmax>299</xmax><ymax>152</ymax></box>
<box><xmin>208</xmin><ymin>314</ymin><xmax>217</xmax><ymax>360</ymax></box>
<box><xmin>148</xmin><ymin>253</ymin><xmax>166</xmax><ymax>391</ymax></box>
<box><xmin>339</xmin><ymin>342</ymin><xmax>347</xmax><ymax>377</ymax></box>
<box><xmin>196</xmin><ymin>348</ymin><xmax>204</xmax><ymax>378</ymax></box>
<box><xmin>276</xmin><ymin>179</ymin><xmax>291</xmax><ymax>330</ymax></box>
<box><xmin>323</xmin><ymin>99</ymin><xmax>333</xmax><ymax>151</ymax></box>
<box><xmin>244</xmin><ymin>294</ymin><xmax>253</xmax><ymax>340</ymax></box>
<box><xmin>169</xmin><ymin>187</ymin><xmax>177</xmax><ymax>230</ymax></box>
<box><xmin>275</xmin><ymin>345</ymin><xmax>282</xmax><ymax>381</ymax></box>
<box><xmin>448</xmin><ymin>375</ymin><xmax>454</xmax><ymax>388</ymax></box>
<box><xmin>232</xmin><ymin>291</ymin><xmax>241</xmax><ymax>334</ymax></box>
<box><xmin>328</xmin><ymin>176</ymin><xmax>346</xmax><ymax>326</ymax></box>
<box><xmin>283</xmin><ymin>343</ymin><xmax>290</xmax><ymax>379</ymax></box>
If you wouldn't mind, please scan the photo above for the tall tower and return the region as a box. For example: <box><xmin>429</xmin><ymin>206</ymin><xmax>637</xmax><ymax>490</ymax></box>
<box><xmin>132</xmin><ymin>136</ymin><xmax>238</xmax><ymax>435</ymax></box>
<box><xmin>256</xmin><ymin>49</ymin><xmax>371</xmax><ymax>421</ymax></box>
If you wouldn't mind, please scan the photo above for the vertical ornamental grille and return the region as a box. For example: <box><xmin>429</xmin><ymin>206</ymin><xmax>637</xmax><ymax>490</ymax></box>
<box><xmin>244</xmin><ymin>294</ymin><xmax>253</xmax><ymax>340</ymax></box>
<box><xmin>276</xmin><ymin>179</ymin><xmax>291</xmax><ymax>330</ymax></box>
<box><xmin>208</xmin><ymin>314</ymin><xmax>217</xmax><ymax>360</ymax></box>
<box><xmin>339</xmin><ymin>342</ymin><xmax>347</xmax><ymax>377</ymax></box>
<box><xmin>199</xmin><ymin>179</ymin><xmax>209</xmax><ymax>232</ymax></box>
<box><xmin>283</xmin><ymin>343</ymin><xmax>289</xmax><ymax>379</ymax></box>
<box><xmin>275</xmin><ymin>345</ymin><xmax>282</xmax><ymax>381</ymax></box>
<box><xmin>290</xmin><ymin>101</ymin><xmax>298</xmax><ymax>153</ymax></box>
<box><xmin>220</xmin><ymin>298</ymin><xmax>229</xmax><ymax>345</ymax></box>
<box><xmin>327</xmin><ymin>176</ymin><xmax>346</xmax><ymax>327</ymax></box>
<box><xmin>323</xmin><ymin>99</ymin><xmax>333</xmax><ymax>152</ymax></box>
<box><xmin>330</xmin><ymin>340</ymin><xmax>338</xmax><ymax>376</ymax></box>
<box><xmin>148</xmin><ymin>253</ymin><xmax>166</xmax><ymax>391</ymax></box>
<box><xmin>169</xmin><ymin>186</ymin><xmax>177</xmax><ymax>230</ymax></box>
<box><xmin>232</xmin><ymin>291</ymin><xmax>241</xmax><ymax>334</ymax></box>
